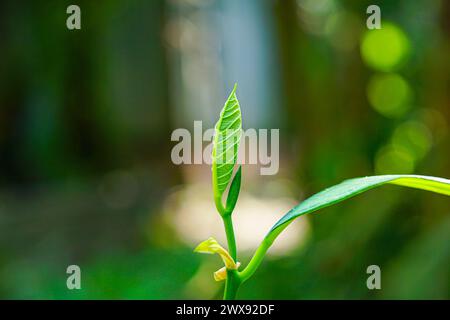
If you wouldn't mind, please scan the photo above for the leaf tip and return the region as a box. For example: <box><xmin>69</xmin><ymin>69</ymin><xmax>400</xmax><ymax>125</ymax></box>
<box><xmin>193</xmin><ymin>237</ymin><xmax>217</xmax><ymax>254</ymax></box>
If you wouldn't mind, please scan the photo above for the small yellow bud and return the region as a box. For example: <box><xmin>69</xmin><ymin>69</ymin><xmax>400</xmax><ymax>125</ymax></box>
<box><xmin>194</xmin><ymin>237</ymin><xmax>239</xmax><ymax>271</ymax></box>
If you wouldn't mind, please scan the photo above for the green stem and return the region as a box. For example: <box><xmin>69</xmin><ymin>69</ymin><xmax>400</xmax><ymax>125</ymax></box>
<box><xmin>238</xmin><ymin>240</ymin><xmax>270</xmax><ymax>283</ymax></box>
<box><xmin>222</xmin><ymin>213</ymin><xmax>239</xmax><ymax>299</ymax></box>
<box><xmin>223</xmin><ymin>269</ymin><xmax>241</xmax><ymax>300</ymax></box>
<box><xmin>239</xmin><ymin>224</ymin><xmax>287</xmax><ymax>283</ymax></box>
<box><xmin>222</xmin><ymin>214</ymin><xmax>237</xmax><ymax>261</ymax></box>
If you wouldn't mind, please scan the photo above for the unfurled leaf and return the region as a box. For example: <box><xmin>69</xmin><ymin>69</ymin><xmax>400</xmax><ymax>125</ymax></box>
<box><xmin>266</xmin><ymin>175</ymin><xmax>450</xmax><ymax>243</ymax></box>
<box><xmin>212</xmin><ymin>84</ymin><xmax>242</xmax><ymax>214</ymax></box>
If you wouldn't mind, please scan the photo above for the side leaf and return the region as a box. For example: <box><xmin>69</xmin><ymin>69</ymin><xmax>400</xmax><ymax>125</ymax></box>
<box><xmin>266</xmin><ymin>175</ymin><xmax>450</xmax><ymax>243</ymax></box>
<box><xmin>240</xmin><ymin>174</ymin><xmax>450</xmax><ymax>282</ymax></box>
<box><xmin>225</xmin><ymin>166</ymin><xmax>242</xmax><ymax>214</ymax></box>
<box><xmin>212</xmin><ymin>84</ymin><xmax>242</xmax><ymax>214</ymax></box>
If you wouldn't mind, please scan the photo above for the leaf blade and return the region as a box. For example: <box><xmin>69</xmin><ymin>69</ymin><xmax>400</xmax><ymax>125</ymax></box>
<box><xmin>212</xmin><ymin>84</ymin><xmax>242</xmax><ymax>213</ymax></box>
<box><xmin>239</xmin><ymin>174</ymin><xmax>450</xmax><ymax>283</ymax></box>
<box><xmin>267</xmin><ymin>175</ymin><xmax>450</xmax><ymax>242</ymax></box>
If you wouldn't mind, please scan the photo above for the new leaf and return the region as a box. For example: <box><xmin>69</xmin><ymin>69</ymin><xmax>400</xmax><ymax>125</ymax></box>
<box><xmin>212</xmin><ymin>84</ymin><xmax>242</xmax><ymax>215</ymax></box>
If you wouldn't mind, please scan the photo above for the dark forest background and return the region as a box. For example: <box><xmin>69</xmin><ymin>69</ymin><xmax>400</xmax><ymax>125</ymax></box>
<box><xmin>0</xmin><ymin>0</ymin><xmax>448</xmax><ymax>299</ymax></box>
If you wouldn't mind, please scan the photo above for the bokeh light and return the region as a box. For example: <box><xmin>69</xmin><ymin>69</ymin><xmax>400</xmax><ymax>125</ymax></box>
<box><xmin>392</xmin><ymin>121</ymin><xmax>432</xmax><ymax>160</ymax></box>
<box><xmin>297</xmin><ymin>0</ymin><xmax>337</xmax><ymax>35</ymax></box>
<box><xmin>375</xmin><ymin>145</ymin><xmax>415</xmax><ymax>174</ymax></box>
<box><xmin>361</xmin><ymin>22</ymin><xmax>410</xmax><ymax>71</ymax></box>
<box><xmin>164</xmin><ymin>183</ymin><xmax>310</xmax><ymax>256</ymax></box>
<box><xmin>325</xmin><ymin>11</ymin><xmax>361</xmax><ymax>52</ymax></box>
<box><xmin>419</xmin><ymin>108</ymin><xmax>448</xmax><ymax>143</ymax></box>
<box><xmin>367</xmin><ymin>73</ymin><xmax>412</xmax><ymax>118</ymax></box>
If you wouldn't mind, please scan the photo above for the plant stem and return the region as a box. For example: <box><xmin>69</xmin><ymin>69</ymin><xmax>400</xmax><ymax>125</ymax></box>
<box><xmin>239</xmin><ymin>223</ymin><xmax>288</xmax><ymax>283</ymax></box>
<box><xmin>223</xmin><ymin>269</ymin><xmax>241</xmax><ymax>300</ymax></box>
<box><xmin>222</xmin><ymin>214</ymin><xmax>237</xmax><ymax>261</ymax></box>
<box><xmin>221</xmin><ymin>213</ymin><xmax>240</xmax><ymax>299</ymax></box>
<box><xmin>238</xmin><ymin>240</ymin><xmax>270</xmax><ymax>283</ymax></box>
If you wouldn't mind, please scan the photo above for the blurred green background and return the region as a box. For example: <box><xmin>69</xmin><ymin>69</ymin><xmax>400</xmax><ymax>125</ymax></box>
<box><xmin>0</xmin><ymin>0</ymin><xmax>449</xmax><ymax>299</ymax></box>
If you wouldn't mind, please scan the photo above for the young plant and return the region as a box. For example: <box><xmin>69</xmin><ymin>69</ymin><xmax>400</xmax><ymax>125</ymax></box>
<box><xmin>194</xmin><ymin>84</ymin><xmax>450</xmax><ymax>300</ymax></box>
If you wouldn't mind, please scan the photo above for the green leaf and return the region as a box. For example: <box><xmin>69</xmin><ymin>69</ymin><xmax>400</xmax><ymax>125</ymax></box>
<box><xmin>226</xmin><ymin>166</ymin><xmax>242</xmax><ymax>214</ymax></box>
<box><xmin>239</xmin><ymin>174</ymin><xmax>450</xmax><ymax>283</ymax></box>
<box><xmin>266</xmin><ymin>175</ymin><xmax>450</xmax><ymax>242</ymax></box>
<box><xmin>212</xmin><ymin>84</ymin><xmax>242</xmax><ymax>214</ymax></box>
